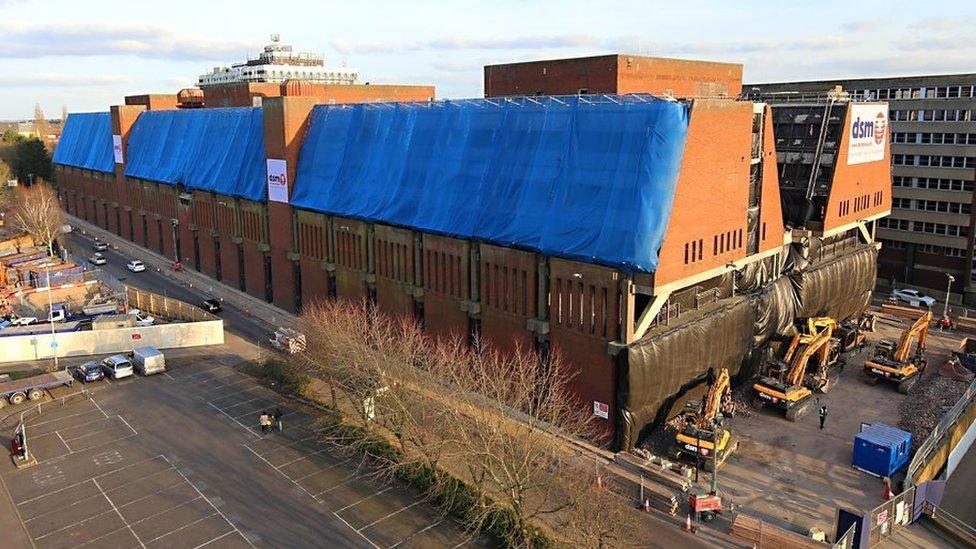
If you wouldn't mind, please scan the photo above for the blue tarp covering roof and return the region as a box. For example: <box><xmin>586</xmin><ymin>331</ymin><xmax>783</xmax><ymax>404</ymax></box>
<box><xmin>292</xmin><ymin>95</ymin><xmax>689</xmax><ymax>273</ymax></box>
<box><xmin>52</xmin><ymin>112</ymin><xmax>114</xmax><ymax>173</ymax></box>
<box><xmin>124</xmin><ymin>108</ymin><xmax>267</xmax><ymax>202</ymax></box>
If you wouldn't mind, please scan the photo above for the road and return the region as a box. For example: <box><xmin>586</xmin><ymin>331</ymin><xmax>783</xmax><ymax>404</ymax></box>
<box><xmin>64</xmin><ymin>231</ymin><xmax>272</xmax><ymax>343</ymax></box>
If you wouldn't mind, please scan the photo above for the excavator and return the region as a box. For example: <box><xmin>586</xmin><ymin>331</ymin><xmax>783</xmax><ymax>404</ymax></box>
<box><xmin>864</xmin><ymin>311</ymin><xmax>931</xmax><ymax>394</ymax></box>
<box><xmin>672</xmin><ymin>368</ymin><xmax>736</xmax><ymax>470</ymax></box>
<box><xmin>801</xmin><ymin>316</ymin><xmax>865</xmax><ymax>354</ymax></box>
<box><xmin>753</xmin><ymin>325</ymin><xmax>834</xmax><ymax>420</ymax></box>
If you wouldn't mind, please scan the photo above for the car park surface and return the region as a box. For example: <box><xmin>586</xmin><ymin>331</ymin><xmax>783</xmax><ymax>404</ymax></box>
<box><xmin>0</xmin><ymin>348</ymin><xmax>485</xmax><ymax>549</ymax></box>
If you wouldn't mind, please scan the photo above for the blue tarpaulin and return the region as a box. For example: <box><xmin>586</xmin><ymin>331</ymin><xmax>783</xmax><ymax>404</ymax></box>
<box><xmin>52</xmin><ymin>112</ymin><xmax>114</xmax><ymax>173</ymax></box>
<box><xmin>124</xmin><ymin>108</ymin><xmax>267</xmax><ymax>201</ymax></box>
<box><xmin>292</xmin><ymin>95</ymin><xmax>689</xmax><ymax>273</ymax></box>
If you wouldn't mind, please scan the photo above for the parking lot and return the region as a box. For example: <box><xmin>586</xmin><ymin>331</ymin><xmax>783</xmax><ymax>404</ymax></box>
<box><xmin>0</xmin><ymin>347</ymin><xmax>484</xmax><ymax>548</ymax></box>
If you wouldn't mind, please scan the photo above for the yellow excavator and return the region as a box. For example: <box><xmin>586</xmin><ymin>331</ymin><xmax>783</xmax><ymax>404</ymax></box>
<box><xmin>801</xmin><ymin>316</ymin><xmax>865</xmax><ymax>354</ymax></box>
<box><xmin>864</xmin><ymin>311</ymin><xmax>931</xmax><ymax>394</ymax></box>
<box><xmin>672</xmin><ymin>368</ymin><xmax>737</xmax><ymax>470</ymax></box>
<box><xmin>753</xmin><ymin>325</ymin><xmax>834</xmax><ymax>420</ymax></box>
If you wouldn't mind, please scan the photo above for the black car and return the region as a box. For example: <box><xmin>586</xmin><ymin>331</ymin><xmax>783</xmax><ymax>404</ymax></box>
<box><xmin>200</xmin><ymin>298</ymin><xmax>222</xmax><ymax>314</ymax></box>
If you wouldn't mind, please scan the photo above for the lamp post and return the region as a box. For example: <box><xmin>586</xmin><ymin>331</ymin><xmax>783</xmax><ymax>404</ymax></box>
<box><xmin>944</xmin><ymin>274</ymin><xmax>956</xmax><ymax>318</ymax></box>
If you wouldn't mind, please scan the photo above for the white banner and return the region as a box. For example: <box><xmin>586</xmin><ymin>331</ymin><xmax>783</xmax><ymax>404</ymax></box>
<box><xmin>112</xmin><ymin>135</ymin><xmax>123</xmax><ymax>164</ymax></box>
<box><xmin>593</xmin><ymin>401</ymin><xmax>609</xmax><ymax>419</ymax></box>
<box><xmin>266</xmin><ymin>159</ymin><xmax>289</xmax><ymax>203</ymax></box>
<box><xmin>847</xmin><ymin>103</ymin><xmax>888</xmax><ymax>165</ymax></box>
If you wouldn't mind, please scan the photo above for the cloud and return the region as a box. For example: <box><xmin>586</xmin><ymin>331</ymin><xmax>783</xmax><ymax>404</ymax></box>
<box><xmin>0</xmin><ymin>21</ymin><xmax>262</xmax><ymax>61</ymax></box>
<box><xmin>840</xmin><ymin>19</ymin><xmax>889</xmax><ymax>32</ymax></box>
<box><xmin>0</xmin><ymin>73</ymin><xmax>135</xmax><ymax>88</ymax></box>
<box><xmin>910</xmin><ymin>17</ymin><xmax>976</xmax><ymax>31</ymax></box>
<box><xmin>430</xmin><ymin>60</ymin><xmax>478</xmax><ymax>73</ymax></box>
<box><xmin>330</xmin><ymin>38</ymin><xmax>351</xmax><ymax>55</ymax></box>
<box><xmin>164</xmin><ymin>76</ymin><xmax>193</xmax><ymax>88</ymax></box>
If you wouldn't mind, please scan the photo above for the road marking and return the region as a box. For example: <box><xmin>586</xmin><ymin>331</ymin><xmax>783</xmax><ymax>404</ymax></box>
<box><xmin>32</xmin><ymin>414</ymin><xmax>113</xmax><ymax>436</ymax></box>
<box><xmin>388</xmin><ymin>519</ymin><xmax>444</xmax><ymax>548</ymax></box>
<box><xmin>27</xmin><ymin>407</ymin><xmax>101</xmax><ymax>429</ymax></box>
<box><xmin>61</xmin><ymin>418</ymin><xmax>127</xmax><ymax>443</ymax></box>
<box><xmin>208</xmin><ymin>402</ymin><xmax>260</xmax><ymax>438</ymax></box>
<box><xmin>291</xmin><ymin>456</ymin><xmax>355</xmax><ymax>482</ymax></box>
<box><xmin>162</xmin><ymin>372</ymin><xmax>176</xmax><ymax>381</ymax></box>
<box><xmin>89</xmin><ymin>397</ymin><xmax>110</xmax><ymax>418</ymax></box>
<box><xmin>336</xmin><ymin>486</ymin><xmax>393</xmax><ymax>512</ymax></box>
<box><xmin>55</xmin><ymin>431</ymin><xmax>71</xmax><ymax>453</ymax></box>
<box><xmin>313</xmin><ymin>471</ymin><xmax>374</xmax><ymax>497</ymax></box>
<box><xmin>275</xmin><ymin>447</ymin><xmax>332</xmax><ymax>468</ymax></box>
<box><xmin>25</xmin><ymin>477</ymin><xmax>184</xmax><ymax>523</ymax></box>
<box><xmin>163</xmin><ymin>455</ymin><xmax>256</xmax><ymax>549</ymax></box>
<box><xmin>356</xmin><ymin>501</ymin><xmax>422</xmax><ymax>532</ymax></box>
<box><xmin>118</xmin><ymin>415</ymin><xmax>138</xmax><ymax>435</ymax></box>
<box><xmin>139</xmin><ymin>511</ymin><xmax>216</xmax><ymax>545</ymax></box>
<box><xmin>193</xmin><ymin>529</ymin><xmax>236</xmax><ymax>549</ymax></box>
<box><xmin>15</xmin><ymin>455</ymin><xmax>168</xmax><ymax>505</ymax></box>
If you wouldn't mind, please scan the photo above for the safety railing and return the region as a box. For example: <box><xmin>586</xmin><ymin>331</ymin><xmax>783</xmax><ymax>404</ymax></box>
<box><xmin>907</xmin><ymin>375</ymin><xmax>976</xmax><ymax>485</ymax></box>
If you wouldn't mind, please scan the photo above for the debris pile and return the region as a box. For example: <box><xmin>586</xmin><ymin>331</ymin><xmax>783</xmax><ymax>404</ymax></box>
<box><xmin>898</xmin><ymin>371</ymin><xmax>970</xmax><ymax>444</ymax></box>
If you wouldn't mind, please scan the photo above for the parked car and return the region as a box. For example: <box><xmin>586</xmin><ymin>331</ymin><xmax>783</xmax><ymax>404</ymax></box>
<box><xmin>891</xmin><ymin>289</ymin><xmax>936</xmax><ymax>307</ymax></box>
<box><xmin>126</xmin><ymin>260</ymin><xmax>146</xmax><ymax>273</ymax></box>
<box><xmin>73</xmin><ymin>361</ymin><xmax>105</xmax><ymax>383</ymax></box>
<box><xmin>131</xmin><ymin>346</ymin><xmax>166</xmax><ymax>376</ymax></box>
<box><xmin>127</xmin><ymin>309</ymin><xmax>156</xmax><ymax>326</ymax></box>
<box><xmin>101</xmin><ymin>355</ymin><xmax>134</xmax><ymax>380</ymax></box>
<box><xmin>92</xmin><ymin>240</ymin><xmax>108</xmax><ymax>251</ymax></box>
<box><xmin>89</xmin><ymin>252</ymin><xmax>107</xmax><ymax>266</ymax></box>
<box><xmin>8</xmin><ymin>316</ymin><xmax>37</xmax><ymax>326</ymax></box>
<box><xmin>200</xmin><ymin>298</ymin><xmax>222</xmax><ymax>314</ymax></box>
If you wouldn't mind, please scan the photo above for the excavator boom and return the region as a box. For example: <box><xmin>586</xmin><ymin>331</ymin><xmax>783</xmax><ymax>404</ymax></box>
<box><xmin>894</xmin><ymin>312</ymin><xmax>932</xmax><ymax>363</ymax></box>
<box><xmin>786</xmin><ymin>325</ymin><xmax>833</xmax><ymax>386</ymax></box>
<box><xmin>698</xmin><ymin>368</ymin><xmax>731</xmax><ymax>430</ymax></box>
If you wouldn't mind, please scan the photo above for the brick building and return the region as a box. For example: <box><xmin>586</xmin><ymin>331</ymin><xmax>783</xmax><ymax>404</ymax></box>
<box><xmin>52</xmin><ymin>55</ymin><xmax>889</xmax><ymax>448</ymax></box>
<box><xmin>484</xmin><ymin>54</ymin><xmax>743</xmax><ymax>98</ymax></box>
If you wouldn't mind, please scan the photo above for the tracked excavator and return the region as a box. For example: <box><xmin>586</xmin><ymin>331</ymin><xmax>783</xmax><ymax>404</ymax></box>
<box><xmin>801</xmin><ymin>316</ymin><xmax>865</xmax><ymax>354</ymax></box>
<box><xmin>864</xmin><ymin>311</ymin><xmax>931</xmax><ymax>394</ymax></box>
<box><xmin>671</xmin><ymin>368</ymin><xmax>737</xmax><ymax>470</ymax></box>
<box><xmin>753</xmin><ymin>325</ymin><xmax>834</xmax><ymax>420</ymax></box>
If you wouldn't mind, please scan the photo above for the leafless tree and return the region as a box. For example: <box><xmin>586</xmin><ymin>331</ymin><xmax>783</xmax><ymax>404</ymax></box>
<box><xmin>12</xmin><ymin>183</ymin><xmax>63</xmax><ymax>255</ymax></box>
<box><xmin>33</xmin><ymin>103</ymin><xmax>47</xmax><ymax>139</ymax></box>
<box><xmin>296</xmin><ymin>299</ymin><xmax>601</xmax><ymax>546</ymax></box>
<box><xmin>61</xmin><ymin>105</ymin><xmax>68</xmax><ymax>124</ymax></box>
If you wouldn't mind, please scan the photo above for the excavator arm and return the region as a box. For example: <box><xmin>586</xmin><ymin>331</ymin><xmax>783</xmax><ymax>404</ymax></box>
<box><xmin>786</xmin><ymin>325</ymin><xmax>833</xmax><ymax>386</ymax></box>
<box><xmin>894</xmin><ymin>312</ymin><xmax>932</xmax><ymax>363</ymax></box>
<box><xmin>697</xmin><ymin>368</ymin><xmax>731</xmax><ymax>429</ymax></box>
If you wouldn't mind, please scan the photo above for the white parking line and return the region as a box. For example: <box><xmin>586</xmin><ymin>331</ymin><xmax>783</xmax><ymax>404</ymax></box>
<box><xmin>218</xmin><ymin>396</ymin><xmax>265</xmax><ymax>411</ymax></box>
<box><xmin>208</xmin><ymin>402</ymin><xmax>260</xmax><ymax>438</ymax></box>
<box><xmin>118</xmin><ymin>415</ymin><xmax>138</xmax><ymax>435</ymax></box>
<box><xmin>25</xmin><ymin>477</ymin><xmax>184</xmax><ymax>523</ymax></box>
<box><xmin>139</xmin><ymin>511</ymin><xmax>216</xmax><ymax>544</ymax></box>
<box><xmin>163</xmin><ymin>456</ymin><xmax>256</xmax><ymax>549</ymax></box>
<box><xmin>336</xmin><ymin>486</ymin><xmax>393</xmax><ymax>512</ymax></box>
<box><xmin>357</xmin><ymin>501</ymin><xmax>423</xmax><ymax>532</ymax></box>
<box><xmin>93</xmin><ymin>477</ymin><xmax>147</xmax><ymax>548</ymax></box>
<box><xmin>32</xmin><ymin>414</ymin><xmax>113</xmax><ymax>436</ymax></box>
<box><xmin>89</xmin><ymin>397</ymin><xmax>110</xmax><ymax>419</ymax></box>
<box><xmin>61</xmin><ymin>419</ymin><xmax>125</xmax><ymax>443</ymax></box>
<box><xmin>312</xmin><ymin>471</ymin><xmax>374</xmax><ymax>497</ymax></box>
<box><xmin>275</xmin><ymin>447</ymin><xmax>332</xmax><ymax>468</ymax></box>
<box><xmin>162</xmin><ymin>372</ymin><xmax>176</xmax><ymax>381</ymax></box>
<box><xmin>388</xmin><ymin>519</ymin><xmax>445</xmax><ymax>548</ymax></box>
<box><xmin>55</xmin><ymin>431</ymin><xmax>71</xmax><ymax>453</ymax></box>
<box><xmin>193</xmin><ymin>529</ymin><xmax>236</xmax><ymax>548</ymax></box>
<box><xmin>16</xmin><ymin>455</ymin><xmax>168</xmax><ymax>505</ymax></box>
<box><xmin>28</xmin><ymin>407</ymin><xmax>101</xmax><ymax>429</ymax></box>
<box><xmin>291</xmin><ymin>456</ymin><xmax>355</xmax><ymax>482</ymax></box>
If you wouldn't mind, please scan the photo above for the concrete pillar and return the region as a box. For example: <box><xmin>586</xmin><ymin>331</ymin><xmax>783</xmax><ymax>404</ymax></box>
<box><xmin>110</xmin><ymin>105</ymin><xmax>146</xmax><ymax>241</ymax></box>
<box><xmin>262</xmin><ymin>96</ymin><xmax>318</xmax><ymax>311</ymax></box>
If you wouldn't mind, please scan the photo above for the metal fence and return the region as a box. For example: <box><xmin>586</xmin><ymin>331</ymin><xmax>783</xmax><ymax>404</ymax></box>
<box><xmin>907</xmin><ymin>376</ymin><xmax>976</xmax><ymax>485</ymax></box>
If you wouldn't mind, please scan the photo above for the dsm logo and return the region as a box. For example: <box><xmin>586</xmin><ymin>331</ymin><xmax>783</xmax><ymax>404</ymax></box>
<box><xmin>851</xmin><ymin>112</ymin><xmax>887</xmax><ymax>145</ymax></box>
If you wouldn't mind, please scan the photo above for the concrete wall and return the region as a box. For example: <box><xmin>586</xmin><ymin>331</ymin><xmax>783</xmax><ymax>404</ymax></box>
<box><xmin>0</xmin><ymin>320</ymin><xmax>224</xmax><ymax>363</ymax></box>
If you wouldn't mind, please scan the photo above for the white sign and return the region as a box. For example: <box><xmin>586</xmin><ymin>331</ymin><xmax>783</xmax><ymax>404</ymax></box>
<box><xmin>266</xmin><ymin>159</ymin><xmax>289</xmax><ymax>203</ymax></box>
<box><xmin>847</xmin><ymin>103</ymin><xmax>888</xmax><ymax>165</ymax></box>
<box><xmin>593</xmin><ymin>401</ymin><xmax>609</xmax><ymax>419</ymax></box>
<box><xmin>112</xmin><ymin>134</ymin><xmax>123</xmax><ymax>164</ymax></box>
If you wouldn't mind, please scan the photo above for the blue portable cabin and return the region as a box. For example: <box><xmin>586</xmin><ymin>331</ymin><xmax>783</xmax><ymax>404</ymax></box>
<box><xmin>852</xmin><ymin>423</ymin><xmax>913</xmax><ymax>478</ymax></box>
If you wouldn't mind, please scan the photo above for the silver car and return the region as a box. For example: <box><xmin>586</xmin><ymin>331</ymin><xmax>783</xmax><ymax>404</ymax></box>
<box><xmin>101</xmin><ymin>355</ymin><xmax>134</xmax><ymax>380</ymax></box>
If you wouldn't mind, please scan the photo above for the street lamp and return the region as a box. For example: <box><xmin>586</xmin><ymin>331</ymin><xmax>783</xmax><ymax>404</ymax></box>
<box><xmin>944</xmin><ymin>274</ymin><xmax>956</xmax><ymax>318</ymax></box>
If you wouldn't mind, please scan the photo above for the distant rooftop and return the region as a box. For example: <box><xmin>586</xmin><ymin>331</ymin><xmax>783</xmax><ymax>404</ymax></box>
<box><xmin>198</xmin><ymin>34</ymin><xmax>358</xmax><ymax>87</ymax></box>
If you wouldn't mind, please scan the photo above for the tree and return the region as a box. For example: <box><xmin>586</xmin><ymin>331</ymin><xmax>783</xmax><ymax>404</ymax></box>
<box><xmin>33</xmin><ymin>103</ymin><xmax>47</xmax><ymax>139</ymax></box>
<box><xmin>12</xmin><ymin>138</ymin><xmax>52</xmax><ymax>185</ymax></box>
<box><xmin>61</xmin><ymin>105</ymin><xmax>68</xmax><ymax>124</ymax></box>
<box><xmin>0</xmin><ymin>160</ymin><xmax>13</xmax><ymax>214</ymax></box>
<box><xmin>1</xmin><ymin>128</ymin><xmax>21</xmax><ymax>143</ymax></box>
<box><xmin>12</xmin><ymin>183</ymin><xmax>63</xmax><ymax>255</ymax></box>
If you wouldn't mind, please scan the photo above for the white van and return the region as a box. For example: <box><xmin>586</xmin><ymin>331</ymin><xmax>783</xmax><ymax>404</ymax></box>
<box><xmin>131</xmin><ymin>346</ymin><xmax>166</xmax><ymax>376</ymax></box>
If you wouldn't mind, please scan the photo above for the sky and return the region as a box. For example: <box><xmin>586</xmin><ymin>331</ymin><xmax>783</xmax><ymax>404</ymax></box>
<box><xmin>0</xmin><ymin>0</ymin><xmax>974</xmax><ymax>119</ymax></box>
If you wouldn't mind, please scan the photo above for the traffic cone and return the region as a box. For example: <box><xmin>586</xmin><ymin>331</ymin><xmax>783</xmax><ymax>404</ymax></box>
<box><xmin>682</xmin><ymin>513</ymin><xmax>694</xmax><ymax>532</ymax></box>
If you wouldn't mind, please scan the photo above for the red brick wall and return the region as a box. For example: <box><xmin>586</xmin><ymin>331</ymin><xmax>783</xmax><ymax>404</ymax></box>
<box><xmin>479</xmin><ymin>244</ymin><xmax>537</xmax><ymax>355</ymax></box>
<box><xmin>333</xmin><ymin>216</ymin><xmax>368</xmax><ymax>302</ymax></box>
<box><xmin>421</xmin><ymin>234</ymin><xmax>470</xmax><ymax>341</ymax></box>
<box><xmin>548</xmin><ymin>258</ymin><xmax>622</xmax><ymax>442</ymax></box>
<box><xmin>219</xmin><ymin>236</ymin><xmax>240</xmax><ymax>286</ymax></box>
<box><xmin>484</xmin><ymin>54</ymin><xmax>743</xmax><ymax>98</ymax></box>
<box><xmin>202</xmin><ymin>82</ymin><xmax>435</xmax><ymax>108</ymax></box>
<box><xmin>656</xmin><ymin>99</ymin><xmax>754</xmax><ymax>286</ymax></box>
<box><xmin>243</xmin><ymin>242</ymin><xmax>267</xmax><ymax>301</ymax></box>
<box><xmin>299</xmin><ymin>259</ymin><xmax>330</xmax><ymax>308</ymax></box>
<box><xmin>374</xmin><ymin>224</ymin><xmax>416</xmax><ymax>318</ymax></box>
<box><xmin>124</xmin><ymin>94</ymin><xmax>179</xmax><ymax>111</ymax></box>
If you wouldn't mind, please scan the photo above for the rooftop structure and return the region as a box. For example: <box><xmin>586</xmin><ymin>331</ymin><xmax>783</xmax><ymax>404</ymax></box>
<box><xmin>198</xmin><ymin>35</ymin><xmax>358</xmax><ymax>87</ymax></box>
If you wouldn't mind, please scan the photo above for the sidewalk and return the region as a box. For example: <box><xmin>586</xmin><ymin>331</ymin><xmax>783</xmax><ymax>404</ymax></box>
<box><xmin>66</xmin><ymin>215</ymin><xmax>298</xmax><ymax>330</ymax></box>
